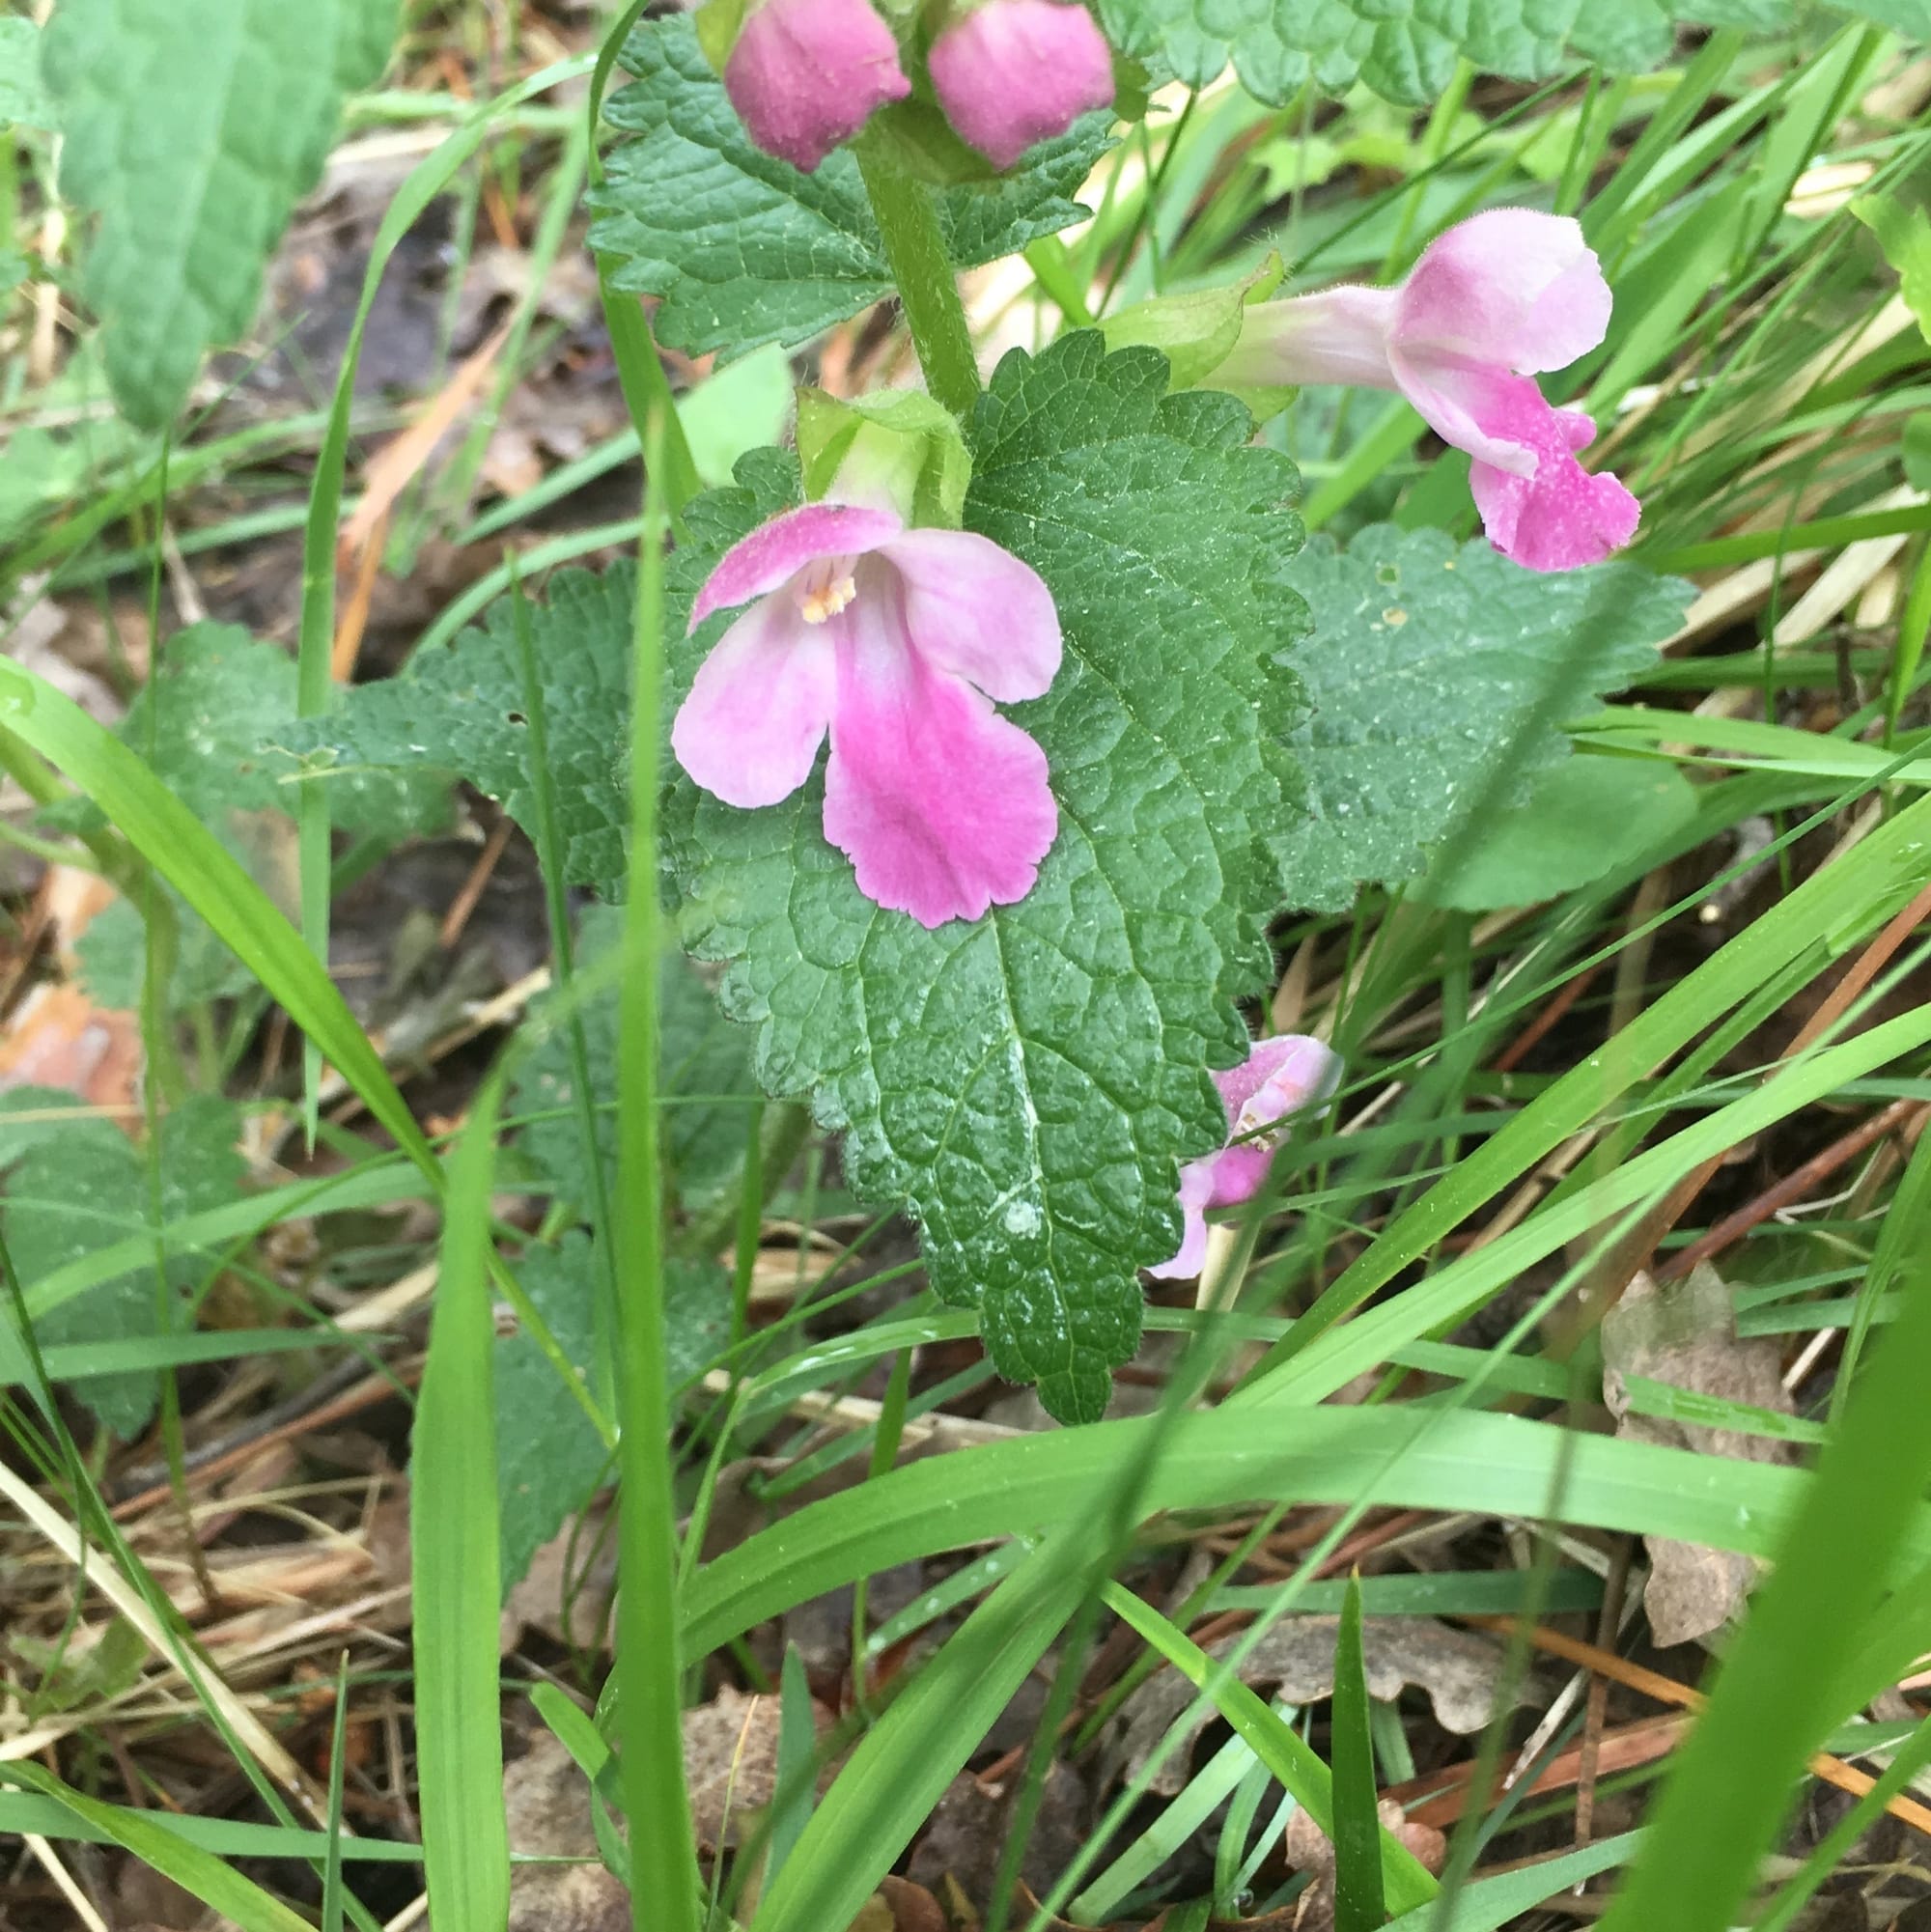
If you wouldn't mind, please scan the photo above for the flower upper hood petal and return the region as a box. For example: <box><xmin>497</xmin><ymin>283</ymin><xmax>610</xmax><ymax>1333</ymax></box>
<box><xmin>689</xmin><ymin>502</ymin><xmax>905</xmax><ymax>630</ymax></box>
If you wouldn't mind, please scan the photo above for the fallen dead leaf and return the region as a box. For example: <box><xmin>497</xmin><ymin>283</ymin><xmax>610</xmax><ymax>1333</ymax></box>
<box><xmin>0</xmin><ymin>982</ymin><xmax>143</xmax><ymax>1115</ymax></box>
<box><xmin>504</xmin><ymin>1729</ymin><xmax>628</xmax><ymax>1932</ymax></box>
<box><xmin>907</xmin><ymin>1760</ymin><xmax>1091</xmax><ymax>1909</ymax></box>
<box><xmin>1114</xmin><ymin>1615</ymin><xmax>1536</xmax><ymax>1797</ymax></box>
<box><xmin>1283</xmin><ymin>1798</ymin><xmax>1448</xmax><ymax>1932</ymax></box>
<box><xmin>1604</xmin><ymin>1266</ymin><xmax>1795</xmax><ymax>1646</ymax></box>
<box><xmin>683</xmin><ymin>1682</ymin><xmax>833</xmax><ymax>1852</ymax></box>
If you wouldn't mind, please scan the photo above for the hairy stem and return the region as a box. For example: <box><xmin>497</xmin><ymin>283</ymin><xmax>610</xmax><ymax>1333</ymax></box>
<box><xmin>855</xmin><ymin>144</ymin><xmax>981</xmax><ymax>418</ymax></box>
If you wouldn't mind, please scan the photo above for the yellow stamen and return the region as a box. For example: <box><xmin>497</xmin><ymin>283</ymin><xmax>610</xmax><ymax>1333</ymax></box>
<box><xmin>798</xmin><ymin>572</ymin><xmax>857</xmax><ymax>625</ymax></box>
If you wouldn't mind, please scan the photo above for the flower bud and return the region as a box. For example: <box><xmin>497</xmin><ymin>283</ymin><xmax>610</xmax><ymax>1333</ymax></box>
<box><xmin>722</xmin><ymin>0</ymin><xmax>911</xmax><ymax>173</ymax></box>
<box><xmin>928</xmin><ymin>0</ymin><xmax>1114</xmax><ymax>172</ymax></box>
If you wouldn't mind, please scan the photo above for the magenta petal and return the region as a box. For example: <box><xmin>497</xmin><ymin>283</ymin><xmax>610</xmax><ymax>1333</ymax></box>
<box><xmin>723</xmin><ymin>0</ymin><xmax>911</xmax><ymax>173</ymax></box>
<box><xmin>1397</xmin><ymin>209</ymin><xmax>1611</xmax><ymax>377</ymax></box>
<box><xmin>671</xmin><ymin>594</ymin><xmax>837</xmax><ymax>809</ymax></box>
<box><xmin>880</xmin><ymin>528</ymin><xmax>1062</xmax><ymax>702</ymax></box>
<box><xmin>929</xmin><ymin>0</ymin><xmax>1115</xmax><ymax>171</ymax></box>
<box><xmin>1148</xmin><ymin>1157</ymin><xmax>1217</xmax><ymax>1280</ymax></box>
<box><xmin>821</xmin><ymin>592</ymin><xmax>1057</xmax><ymax>927</ymax></box>
<box><xmin>1213</xmin><ymin>1035</ymin><xmax>1342</xmax><ymax>1138</ymax></box>
<box><xmin>690</xmin><ymin>503</ymin><xmax>903</xmax><ymax>630</ymax></box>
<box><xmin>1465</xmin><ymin>393</ymin><xmax>1640</xmax><ymax>572</ymax></box>
<box><xmin>1216</xmin><ymin>283</ymin><xmax>1401</xmax><ymax>394</ymax></box>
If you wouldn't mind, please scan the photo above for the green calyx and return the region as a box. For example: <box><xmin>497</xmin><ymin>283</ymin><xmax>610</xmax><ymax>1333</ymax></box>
<box><xmin>796</xmin><ymin>387</ymin><xmax>974</xmax><ymax>527</ymax></box>
<box><xmin>1102</xmin><ymin>253</ymin><xmax>1293</xmax><ymax>417</ymax></box>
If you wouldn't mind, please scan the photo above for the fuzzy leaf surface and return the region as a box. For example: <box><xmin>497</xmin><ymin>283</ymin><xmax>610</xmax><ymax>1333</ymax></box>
<box><xmin>2</xmin><ymin>1090</ymin><xmax>246</xmax><ymax>1438</ymax></box>
<box><xmin>585</xmin><ymin>14</ymin><xmax>1108</xmax><ymax>361</ymax></box>
<box><xmin>495</xmin><ymin>1233</ymin><xmax>729</xmax><ymax>1592</ymax></box>
<box><xmin>511</xmin><ymin>907</ymin><xmax>759</xmax><ymax>1218</ymax></box>
<box><xmin>55</xmin><ymin>625</ymin><xmax>441</xmax><ymax>1009</ymax></box>
<box><xmin>41</xmin><ymin>0</ymin><xmax>397</xmax><ymax>426</ymax></box>
<box><xmin>1098</xmin><ymin>0</ymin><xmax>1908</xmax><ymax>107</ymax></box>
<box><xmin>664</xmin><ymin>336</ymin><xmax>1308</xmax><ymax>1422</ymax></box>
<box><xmin>1277</xmin><ymin>527</ymin><xmax>1690</xmax><ymax>912</ymax></box>
<box><xmin>297</xmin><ymin>574</ymin><xmax>634</xmax><ymax>899</ymax></box>
<box><xmin>0</xmin><ymin>18</ymin><xmax>53</xmax><ymax>129</ymax></box>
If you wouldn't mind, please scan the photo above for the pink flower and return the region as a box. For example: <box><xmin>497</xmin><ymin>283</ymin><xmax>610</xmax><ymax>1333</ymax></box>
<box><xmin>1217</xmin><ymin>210</ymin><xmax>1639</xmax><ymax>572</ymax></box>
<box><xmin>929</xmin><ymin>0</ymin><xmax>1115</xmax><ymax>171</ymax></box>
<box><xmin>1149</xmin><ymin>1035</ymin><xmax>1342</xmax><ymax>1280</ymax></box>
<box><xmin>723</xmin><ymin>0</ymin><xmax>911</xmax><ymax>173</ymax></box>
<box><xmin>673</xmin><ymin>502</ymin><xmax>1063</xmax><ymax>928</ymax></box>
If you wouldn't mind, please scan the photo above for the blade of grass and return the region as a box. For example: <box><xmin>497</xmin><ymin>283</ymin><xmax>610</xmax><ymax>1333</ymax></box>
<box><xmin>1602</xmin><ymin>1122</ymin><xmax>1931</xmax><ymax>1932</ymax></box>
<box><xmin>322</xmin><ymin>1657</ymin><xmax>350</xmax><ymax>1932</ymax></box>
<box><xmin>749</xmin><ymin>1534</ymin><xmax>1085</xmax><ymax>1932</ymax></box>
<box><xmin>0</xmin><ymin>662</ymin><xmax>437</xmax><ymax>1181</ymax></box>
<box><xmin>682</xmin><ymin>1399</ymin><xmax>1930</xmax><ymax>1664</ymax></box>
<box><xmin>411</xmin><ymin>1077</ymin><xmax>511</xmax><ymax>1932</ymax></box>
<box><xmin>0</xmin><ymin>1763</ymin><xmax>315</xmax><ymax>1932</ymax></box>
<box><xmin>293</xmin><ymin>49</ymin><xmax>596</xmax><ymax>1140</ymax></box>
<box><xmin>614</xmin><ymin>423</ymin><xmax>701</xmax><ymax>1932</ymax></box>
<box><xmin>1330</xmin><ymin>1573</ymin><xmax>1385</xmax><ymax>1931</ymax></box>
<box><xmin>1103</xmin><ymin>1581</ymin><xmax>1437</xmax><ymax>1914</ymax></box>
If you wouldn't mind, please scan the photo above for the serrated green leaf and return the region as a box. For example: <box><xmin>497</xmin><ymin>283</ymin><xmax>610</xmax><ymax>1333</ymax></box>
<box><xmin>510</xmin><ymin>907</ymin><xmax>759</xmax><ymax>1218</ymax></box>
<box><xmin>299</xmin><ymin>571</ymin><xmax>635</xmax><ymax>899</ymax></box>
<box><xmin>41</xmin><ymin>0</ymin><xmax>399</xmax><ymax>426</ymax></box>
<box><xmin>1416</xmin><ymin>755</ymin><xmax>1698</xmax><ymax>910</ymax></box>
<box><xmin>1097</xmin><ymin>0</ymin><xmax>1909</xmax><ymax>107</ymax></box>
<box><xmin>137</xmin><ymin>625</ymin><xmax>438</xmax><ymax>839</ymax></box>
<box><xmin>495</xmin><ymin>1233</ymin><xmax>729</xmax><ymax>1591</ymax></box>
<box><xmin>301</xmin><ymin>336</ymin><xmax>1314</xmax><ymax>1421</ymax></box>
<box><xmin>1278</xmin><ymin>527</ymin><xmax>1690</xmax><ymax>912</ymax></box>
<box><xmin>584</xmin><ymin>14</ymin><xmax>1109</xmax><ymax>361</ymax></box>
<box><xmin>75</xmin><ymin>891</ymin><xmax>257</xmax><ymax>1011</ymax></box>
<box><xmin>0</xmin><ymin>17</ymin><xmax>54</xmax><ymax>130</ymax></box>
<box><xmin>56</xmin><ymin>625</ymin><xmax>443</xmax><ymax>1011</ymax></box>
<box><xmin>1853</xmin><ymin>190</ymin><xmax>1931</xmax><ymax>345</ymax></box>
<box><xmin>666</xmin><ymin>334</ymin><xmax>1307</xmax><ymax>1423</ymax></box>
<box><xmin>2</xmin><ymin>1090</ymin><xmax>246</xmax><ymax>1438</ymax></box>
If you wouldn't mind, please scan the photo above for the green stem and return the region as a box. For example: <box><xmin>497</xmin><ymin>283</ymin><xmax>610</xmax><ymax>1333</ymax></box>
<box><xmin>615</xmin><ymin>420</ymin><xmax>701</xmax><ymax>1932</ymax></box>
<box><xmin>855</xmin><ymin>143</ymin><xmax>981</xmax><ymax>418</ymax></box>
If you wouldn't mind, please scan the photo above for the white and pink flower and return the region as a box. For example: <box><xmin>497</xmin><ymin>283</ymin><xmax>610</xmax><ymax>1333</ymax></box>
<box><xmin>1217</xmin><ymin>209</ymin><xmax>1639</xmax><ymax>573</ymax></box>
<box><xmin>1150</xmin><ymin>1035</ymin><xmax>1342</xmax><ymax>1280</ymax></box>
<box><xmin>673</xmin><ymin>502</ymin><xmax>1063</xmax><ymax>928</ymax></box>
<box><xmin>722</xmin><ymin>0</ymin><xmax>911</xmax><ymax>174</ymax></box>
<box><xmin>929</xmin><ymin>0</ymin><xmax>1116</xmax><ymax>172</ymax></box>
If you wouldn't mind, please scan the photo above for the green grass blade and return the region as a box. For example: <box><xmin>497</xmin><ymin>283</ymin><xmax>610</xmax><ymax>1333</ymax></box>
<box><xmin>1381</xmin><ymin>1832</ymin><xmax>1640</xmax><ymax>1929</ymax></box>
<box><xmin>1245</xmin><ymin>787</ymin><xmax>1931</xmax><ymax>1390</ymax></box>
<box><xmin>614</xmin><ymin>430</ymin><xmax>701</xmax><ymax>1932</ymax></box>
<box><xmin>751</xmin><ymin>1538</ymin><xmax>1085</xmax><ymax>1932</ymax></box>
<box><xmin>0</xmin><ymin>1763</ymin><xmax>316</xmax><ymax>1932</ymax></box>
<box><xmin>682</xmin><ymin>1403</ymin><xmax>1928</xmax><ymax>1663</ymax></box>
<box><xmin>1603</xmin><ymin>1120</ymin><xmax>1931</xmax><ymax>1932</ymax></box>
<box><xmin>0</xmin><ymin>662</ymin><xmax>437</xmax><ymax>1181</ymax></box>
<box><xmin>1329</xmin><ymin>1573</ymin><xmax>1385</xmax><ymax>1931</ymax></box>
<box><xmin>292</xmin><ymin>49</ymin><xmax>596</xmax><ymax>1139</ymax></box>
<box><xmin>1103</xmin><ymin>1582</ymin><xmax>1436</xmax><ymax>1915</ymax></box>
<box><xmin>322</xmin><ymin>1657</ymin><xmax>350</xmax><ymax>1932</ymax></box>
<box><xmin>412</xmin><ymin>1078</ymin><xmax>511</xmax><ymax>1932</ymax></box>
<box><xmin>0</xmin><ymin>1789</ymin><xmax>427</xmax><ymax>1863</ymax></box>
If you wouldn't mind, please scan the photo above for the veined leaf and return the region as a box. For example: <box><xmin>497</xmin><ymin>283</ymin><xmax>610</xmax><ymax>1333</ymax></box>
<box><xmin>1279</xmin><ymin>526</ymin><xmax>1690</xmax><ymax>912</ymax></box>
<box><xmin>667</xmin><ymin>334</ymin><xmax>1307</xmax><ymax>1422</ymax></box>
<box><xmin>2</xmin><ymin>1089</ymin><xmax>245</xmax><ymax>1439</ymax></box>
<box><xmin>0</xmin><ymin>16</ymin><xmax>53</xmax><ymax>129</ymax></box>
<box><xmin>307</xmin><ymin>333</ymin><xmax>1308</xmax><ymax>1422</ymax></box>
<box><xmin>42</xmin><ymin>0</ymin><xmax>400</xmax><ymax>426</ymax></box>
<box><xmin>1098</xmin><ymin>0</ymin><xmax>1915</xmax><ymax>109</ymax></box>
<box><xmin>585</xmin><ymin>14</ymin><xmax>1109</xmax><ymax>362</ymax></box>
